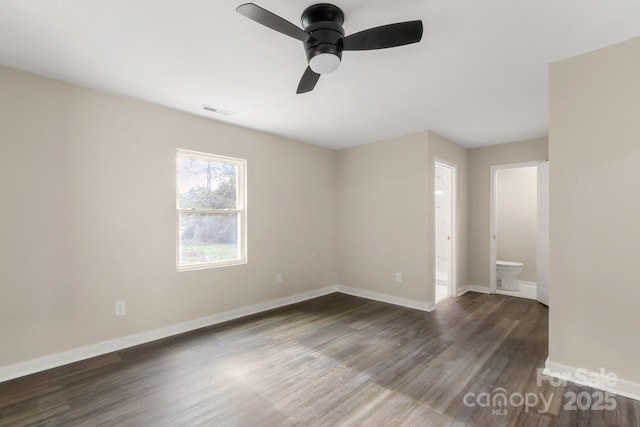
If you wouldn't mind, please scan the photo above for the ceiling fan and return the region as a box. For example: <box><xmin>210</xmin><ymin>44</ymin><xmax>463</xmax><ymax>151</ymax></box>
<box><xmin>236</xmin><ymin>3</ymin><xmax>423</xmax><ymax>94</ymax></box>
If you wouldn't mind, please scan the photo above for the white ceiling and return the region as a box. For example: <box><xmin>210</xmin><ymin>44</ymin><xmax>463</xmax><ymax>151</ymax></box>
<box><xmin>1</xmin><ymin>1</ymin><xmax>639</xmax><ymax>149</ymax></box>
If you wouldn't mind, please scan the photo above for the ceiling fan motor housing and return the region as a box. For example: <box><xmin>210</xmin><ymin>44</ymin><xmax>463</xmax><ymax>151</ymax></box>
<box><xmin>301</xmin><ymin>4</ymin><xmax>345</xmax><ymax>73</ymax></box>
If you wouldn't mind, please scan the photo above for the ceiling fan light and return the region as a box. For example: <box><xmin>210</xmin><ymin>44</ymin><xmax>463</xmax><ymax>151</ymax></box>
<box><xmin>309</xmin><ymin>53</ymin><xmax>341</xmax><ymax>74</ymax></box>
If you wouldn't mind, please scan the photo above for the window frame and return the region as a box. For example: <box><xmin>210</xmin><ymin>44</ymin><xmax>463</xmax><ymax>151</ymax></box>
<box><xmin>176</xmin><ymin>149</ymin><xmax>247</xmax><ymax>271</ymax></box>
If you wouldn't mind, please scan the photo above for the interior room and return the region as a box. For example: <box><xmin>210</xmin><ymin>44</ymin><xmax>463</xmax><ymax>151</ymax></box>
<box><xmin>1</xmin><ymin>1</ymin><xmax>639</xmax><ymax>425</ymax></box>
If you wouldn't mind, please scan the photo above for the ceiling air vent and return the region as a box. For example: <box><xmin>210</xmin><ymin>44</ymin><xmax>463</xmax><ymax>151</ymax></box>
<box><xmin>202</xmin><ymin>104</ymin><xmax>235</xmax><ymax>116</ymax></box>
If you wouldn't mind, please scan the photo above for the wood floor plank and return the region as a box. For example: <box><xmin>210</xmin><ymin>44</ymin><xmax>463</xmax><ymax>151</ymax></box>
<box><xmin>1</xmin><ymin>292</ymin><xmax>638</xmax><ymax>426</ymax></box>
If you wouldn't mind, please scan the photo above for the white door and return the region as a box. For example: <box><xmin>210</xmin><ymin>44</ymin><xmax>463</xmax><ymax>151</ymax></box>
<box><xmin>435</xmin><ymin>162</ymin><xmax>454</xmax><ymax>303</ymax></box>
<box><xmin>537</xmin><ymin>161</ymin><xmax>549</xmax><ymax>306</ymax></box>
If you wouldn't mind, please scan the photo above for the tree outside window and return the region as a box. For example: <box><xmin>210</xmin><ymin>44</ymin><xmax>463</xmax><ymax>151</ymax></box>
<box><xmin>177</xmin><ymin>150</ymin><xmax>246</xmax><ymax>270</ymax></box>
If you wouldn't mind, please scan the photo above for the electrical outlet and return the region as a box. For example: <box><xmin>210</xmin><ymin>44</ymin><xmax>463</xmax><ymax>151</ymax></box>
<box><xmin>115</xmin><ymin>301</ymin><xmax>126</xmax><ymax>316</ymax></box>
<box><xmin>276</xmin><ymin>273</ymin><xmax>283</xmax><ymax>284</ymax></box>
<box><xmin>395</xmin><ymin>272</ymin><xmax>402</xmax><ymax>283</ymax></box>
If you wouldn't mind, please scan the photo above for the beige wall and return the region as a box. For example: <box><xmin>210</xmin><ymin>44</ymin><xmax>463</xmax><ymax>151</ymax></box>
<box><xmin>0</xmin><ymin>66</ymin><xmax>337</xmax><ymax>367</ymax></box>
<box><xmin>549</xmin><ymin>37</ymin><xmax>640</xmax><ymax>383</ymax></box>
<box><xmin>336</xmin><ymin>132</ymin><xmax>431</xmax><ymax>302</ymax></box>
<box><xmin>336</xmin><ymin>131</ymin><xmax>468</xmax><ymax>303</ymax></box>
<box><xmin>496</xmin><ymin>166</ymin><xmax>538</xmax><ymax>282</ymax></box>
<box><xmin>467</xmin><ymin>138</ymin><xmax>548</xmax><ymax>287</ymax></box>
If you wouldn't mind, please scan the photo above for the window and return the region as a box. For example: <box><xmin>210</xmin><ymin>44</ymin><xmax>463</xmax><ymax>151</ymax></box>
<box><xmin>176</xmin><ymin>149</ymin><xmax>246</xmax><ymax>270</ymax></box>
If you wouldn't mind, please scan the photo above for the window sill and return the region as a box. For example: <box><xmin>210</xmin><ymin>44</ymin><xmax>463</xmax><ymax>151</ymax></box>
<box><xmin>177</xmin><ymin>258</ymin><xmax>247</xmax><ymax>272</ymax></box>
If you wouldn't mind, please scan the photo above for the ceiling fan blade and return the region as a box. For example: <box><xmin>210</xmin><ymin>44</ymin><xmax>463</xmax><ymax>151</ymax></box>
<box><xmin>296</xmin><ymin>67</ymin><xmax>320</xmax><ymax>94</ymax></box>
<box><xmin>342</xmin><ymin>20</ymin><xmax>423</xmax><ymax>51</ymax></box>
<box><xmin>236</xmin><ymin>3</ymin><xmax>308</xmax><ymax>42</ymax></box>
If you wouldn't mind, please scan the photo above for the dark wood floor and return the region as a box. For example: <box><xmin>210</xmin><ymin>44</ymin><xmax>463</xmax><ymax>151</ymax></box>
<box><xmin>1</xmin><ymin>292</ymin><xmax>639</xmax><ymax>426</ymax></box>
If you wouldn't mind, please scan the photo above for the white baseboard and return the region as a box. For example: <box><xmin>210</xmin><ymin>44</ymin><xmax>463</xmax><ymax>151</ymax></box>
<box><xmin>467</xmin><ymin>282</ymin><xmax>537</xmax><ymax>300</ymax></box>
<box><xmin>455</xmin><ymin>286</ymin><xmax>470</xmax><ymax>296</ymax></box>
<box><xmin>496</xmin><ymin>281</ymin><xmax>537</xmax><ymax>300</ymax></box>
<box><xmin>0</xmin><ymin>285</ymin><xmax>436</xmax><ymax>383</ymax></box>
<box><xmin>467</xmin><ymin>284</ymin><xmax>491</xmax><ymax>294</ymax></box>
<box><xmin>0</xmin><ymin>285</ymin><xmax>339</xmax><ymax>384</ymax></box>
<box><xmin>337</xmin><ymin>285</ymin><xmax>435</xmax><ymax>312</ymax></box>
<box><xmin>544</xmin><ymin>358</ymin><xmax>640</xmax><ymax>402</ymax></box>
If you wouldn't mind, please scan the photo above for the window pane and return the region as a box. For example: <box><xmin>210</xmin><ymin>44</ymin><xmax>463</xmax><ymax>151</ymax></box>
<box><xmin>179</xmin><ymin>213</ymin><xmax>239</xmax><ymax>265</ymax></box>
<box><xmin>178</xmin><ymin>157</ymin><xmax>237</xmax><ymax>209</ymax></box>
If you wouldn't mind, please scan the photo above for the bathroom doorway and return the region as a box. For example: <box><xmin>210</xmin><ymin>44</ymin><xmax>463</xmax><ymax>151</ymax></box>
<box><xmin>434</xmin><ymin>161</ymin><xmax>456</xmax><ymax>304</ymax></box>
<box><xmin>489</xmin><ymin>161</ymin><xmax>549</xmax><ymax>305</ymax></box>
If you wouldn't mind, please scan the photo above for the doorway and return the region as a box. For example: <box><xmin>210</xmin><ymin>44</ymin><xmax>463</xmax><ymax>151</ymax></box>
<box><xmin>489</xmin><ymin>161</ymin><xmax>549</xmax><ymax>305</ymax></box>
<box><xmin>434</xmin><ymin>161</ymin><xmax>456</xmax><ymax>304</ymax></box>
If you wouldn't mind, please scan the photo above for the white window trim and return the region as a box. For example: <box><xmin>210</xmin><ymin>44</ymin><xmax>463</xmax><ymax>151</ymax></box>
<box><xmin>176</xmin><ymin>149</ymin><xmax>247</xmax><ymax>271</ymax></box>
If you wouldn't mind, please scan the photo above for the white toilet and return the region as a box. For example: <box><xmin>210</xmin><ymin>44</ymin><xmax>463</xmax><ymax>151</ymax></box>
<box><xmin>496</xmin><ymin>260</ymin><xmax>524</xmax><ymax>291</ymax></box>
